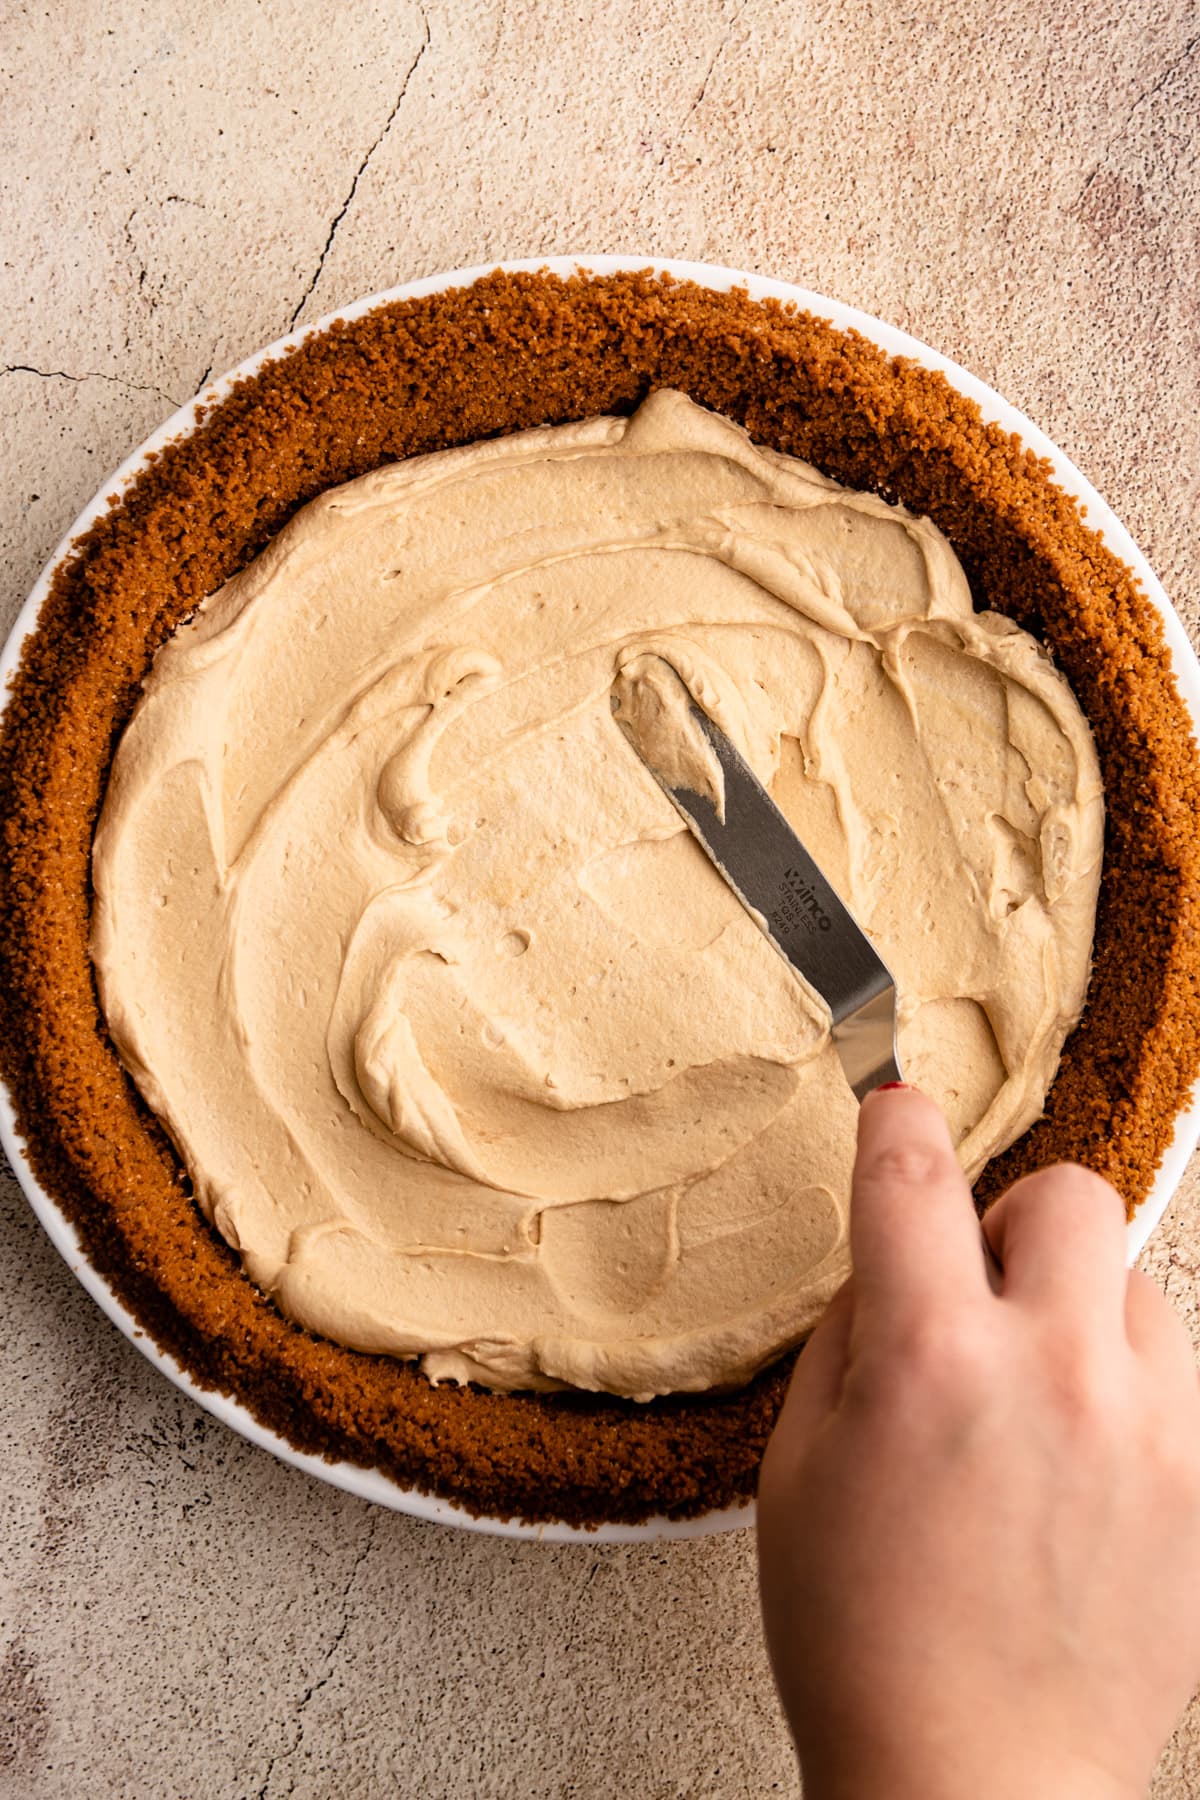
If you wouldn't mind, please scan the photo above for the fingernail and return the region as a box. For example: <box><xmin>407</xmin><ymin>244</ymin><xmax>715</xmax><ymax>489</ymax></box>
<box><xmin>873</xmin><ymin>1081</ymin><xmax>910</xmax><ymax>1092</ymax></box>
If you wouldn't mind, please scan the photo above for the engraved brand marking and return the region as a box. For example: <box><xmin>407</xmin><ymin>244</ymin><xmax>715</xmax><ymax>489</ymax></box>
<box><xmin>772</xmin><ymin>866</ymin><xmax>834</xmax><ymax>936</ymax></box>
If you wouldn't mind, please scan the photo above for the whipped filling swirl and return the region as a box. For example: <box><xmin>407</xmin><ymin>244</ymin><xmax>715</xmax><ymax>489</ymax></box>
<box><xmin>91</xmin><ymin>391</ymin><xmax>1104</xmax><ymax>1399</ymax></box>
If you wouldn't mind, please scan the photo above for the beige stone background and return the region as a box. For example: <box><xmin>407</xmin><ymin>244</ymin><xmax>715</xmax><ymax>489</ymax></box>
<box><xmin>1</xmin><ymin>0</ymin><xmax>1198</xmax><ymax>1794</ymax></box>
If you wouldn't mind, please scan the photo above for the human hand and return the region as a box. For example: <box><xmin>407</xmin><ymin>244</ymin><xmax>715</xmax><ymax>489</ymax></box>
<box><xmin>757</xmin><ymin>1086</ymin><xmax>1200</xmax><ymax>1800</ymax></box>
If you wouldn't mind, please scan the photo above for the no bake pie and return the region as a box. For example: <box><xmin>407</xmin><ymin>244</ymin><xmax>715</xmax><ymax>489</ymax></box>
<box><xmin>3</xmin><ymin>271</ymin><xmax>1198</xmax><ymax>1525</ymax></box>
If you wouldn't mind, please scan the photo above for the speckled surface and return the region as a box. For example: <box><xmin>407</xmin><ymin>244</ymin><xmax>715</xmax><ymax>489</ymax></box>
<box><xmin>2</xmin><ymin>3</ymin><xmax>1198</xmax><ymax>1794</ymax></box>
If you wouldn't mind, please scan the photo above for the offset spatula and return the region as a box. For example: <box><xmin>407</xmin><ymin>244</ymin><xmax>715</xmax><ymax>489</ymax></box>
<box><xmin>611</xmin><ymin>656</ymin><xmax>903</xmax><ymax>1102</ymax></box>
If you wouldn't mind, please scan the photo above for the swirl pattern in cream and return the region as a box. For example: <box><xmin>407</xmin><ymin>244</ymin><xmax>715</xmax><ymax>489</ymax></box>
<box><xmin>91</xmin><ymin>391</ymin><xmax>1103</xmax><ymax>1399</ymax></box>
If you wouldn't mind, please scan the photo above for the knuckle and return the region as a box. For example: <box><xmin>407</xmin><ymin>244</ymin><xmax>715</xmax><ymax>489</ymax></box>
<box><xmin>1051</xmin><ymin>1161</ymin><xmax>1124</xmax><ymax>1213</ymax></box>
<box><xmin>1042</xmin><ymin>1339</ymin><xmax>1116</xmax><ymax>1427</ymax></box>
<box><xmin>987</xmin><ymin>1164</ymin><xmax>1127</xmax><ymax>1268</ymax></box>
<box><xmin>1006</xmin><ymin>1161</ymin><xmax>1121</xmax><ymax>1222</ymax></box>
<box><xmin>1143</xmin><ymin>1377</ymin><xmax>1200</xmax><ymax>1469</ymax></box>
<box><xmin>857</xmin><ymin>1142</ymin><xmax>951</xmax><ymax>1194</ymax></box>
<box><xmin>891</xmin><ymin>1309</ymin><xmax>992</xmax><ymax>1394</ymax></box>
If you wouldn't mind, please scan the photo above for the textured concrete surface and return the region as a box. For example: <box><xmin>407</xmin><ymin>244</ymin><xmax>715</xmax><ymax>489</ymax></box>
<box><xmin>2</xmin><ymin>2</ymin><xmax>1198</xmax><ymax>1794</ymax></box>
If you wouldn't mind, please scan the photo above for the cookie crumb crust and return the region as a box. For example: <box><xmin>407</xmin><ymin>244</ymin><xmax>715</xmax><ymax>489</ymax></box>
<box><xmin>2</xmin><ymin>270</ymin><xmax>1197</xmax><ymax>1526</ymax></box>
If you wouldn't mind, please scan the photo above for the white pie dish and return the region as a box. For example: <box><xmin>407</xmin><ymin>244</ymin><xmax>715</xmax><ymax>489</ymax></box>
<box><xmin>3</xmin><ymin>254</ymin><xmax>1198</xmax><ymax>1542</ymax></box>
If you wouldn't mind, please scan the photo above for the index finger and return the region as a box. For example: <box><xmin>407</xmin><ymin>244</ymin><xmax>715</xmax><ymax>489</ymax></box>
<box><xmin>851</xmin><ymin>1085</ymin><xmax>987</xmax><ymax>1327</ymax></box>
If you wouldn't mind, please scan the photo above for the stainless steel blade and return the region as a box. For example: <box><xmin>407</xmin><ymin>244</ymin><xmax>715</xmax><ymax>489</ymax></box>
<box><xmin>611</xmin><ymin>657</ymin><xmax>903</xmax><ymax>1101</ymax></box>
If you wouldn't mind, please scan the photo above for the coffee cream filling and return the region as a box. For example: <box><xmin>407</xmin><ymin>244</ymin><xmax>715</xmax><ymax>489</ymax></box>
<box><xmin>91</xmin><ymin>390</ymin><xmax>1104</xmax><ymax>1401</ymax></box>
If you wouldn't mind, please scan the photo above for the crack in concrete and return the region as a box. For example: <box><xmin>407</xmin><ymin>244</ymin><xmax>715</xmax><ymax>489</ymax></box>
<box><xmin>192</xmin><ymin>337</ymin><xmax>223</xmax><ymax>399</ymax></box>
<box><xmin>624</xmin><ymin>0</ymin><xmax>750</xmax><ymax>220</ymax></box>
<box><xmin>1079</xmin><ymin>29</ymin><xmax>1198</xmax><ymax>200</ymax></box>
<box><xmin>689</xmin><ymin>43</ymin><xmax>723</xmax><ymax>119</ymax></box>
<box><xmin>1</xmin><ymin>362</ymin><xmax>181</xmax><ymax>408</ymax></box>
<box><xmin>122</xmin><ymin>207</ymin><xmax>157</xmax><ymax>316</ymax></box>
<box><xmin>1137</xmin><ymin>28</ymin><xmax>1199</xmax><ymax>111</ymax></box>
<box><xmin>686</xmin><ymin>0</ymin><xmax>750</xmax><ymax>125</ymax></box>
<box><xmin>288</xmin><ymin>11</ymin><xmax>431</xmax><ymax>330</ymax></box>
<box><xmin>256</xmin><ymin>1510</ymin><xmax>380</xmax><ymax>1796</ymax></box>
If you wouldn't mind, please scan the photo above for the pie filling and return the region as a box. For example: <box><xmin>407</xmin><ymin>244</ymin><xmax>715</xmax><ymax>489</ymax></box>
<box><xmin>91</xmin><ymin>389</ymin><xmax>1103</xmax><ymax>1400</ymax></box>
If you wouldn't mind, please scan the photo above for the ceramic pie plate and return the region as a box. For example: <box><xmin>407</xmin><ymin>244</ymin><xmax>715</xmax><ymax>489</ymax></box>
<box><xmin>3</xmin><ymin>255</ymin><xmax>1199</xmax><ymax>1543</ymax></box>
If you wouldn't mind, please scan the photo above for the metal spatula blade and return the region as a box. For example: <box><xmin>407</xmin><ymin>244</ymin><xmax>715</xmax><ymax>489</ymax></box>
<box><xmin>611</xmin><ymin>657</ymin><xmax>903</xmax><ymax>1101</ymax></box>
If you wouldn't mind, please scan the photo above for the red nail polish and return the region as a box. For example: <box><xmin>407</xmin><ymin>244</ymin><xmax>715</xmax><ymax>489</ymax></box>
<box><xmin>874</xmin><ymin>1081</ymin><xmax>910</xmax><ymax>1092</ymax></box>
